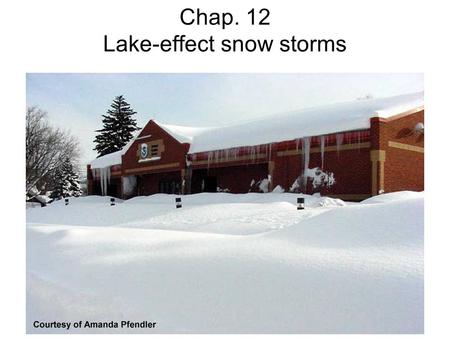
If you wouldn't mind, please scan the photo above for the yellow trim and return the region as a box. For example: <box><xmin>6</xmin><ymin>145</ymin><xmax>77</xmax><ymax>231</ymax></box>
<box><xmin>388</xmin><ymin>141</ymin><xmax>424</xmax><ymax>153</ymax></box>
<box><xmin>277</xmin><ymin>142</ymin><xmax>370</xmax><ymax>157</ymax></box>
<box><xmin>192</xmin><ymin>153</ymin><xmax>267</xmax><ymax>165</ymax></box>
<box><xmin>370</xmin><ymin>150</ymin><xmax>386</xmax><ymax>196</ymax></box>
<box><xmin>370</xmin><ymin>150</ymin><xmax>386</xmax><ymax>162</ymax></box>
<box><xmin>124</xmin><ymin>162</ymin><xmax>180</xmax><ymax>174</ymax></box>
<box><xmin>379</xmin><ymin>161</ymin><xmax>385</xmax><ymax>193</ymax></box>
<box><xmin>371</xmin><ymin>160</ymin><xmax>378</xmax><ymax>196</ymax></box>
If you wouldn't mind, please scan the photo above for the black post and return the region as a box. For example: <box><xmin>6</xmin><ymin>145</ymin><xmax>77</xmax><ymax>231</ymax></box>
<box><xmin>64</xmin><ymin>198</ymin><xmax>69</xmax><ymax>206</ymax></box>
<box><xmin>175</xmin><ymin>197</ymin><xmax>182</xmax><ymax>208</ymax></box>
<box><xmin>297</xmin><ymin>197</ymin><xmax>305</xmax><ymax>210</ymax></box>
<box><xmin>110</xmin><ymin>197</ymin><xmax>115</xmax><ymax>206</ymax></box>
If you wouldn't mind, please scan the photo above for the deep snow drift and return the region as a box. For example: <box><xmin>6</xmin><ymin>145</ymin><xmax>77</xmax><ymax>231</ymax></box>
<box><xmin>26</xmin><ymin>192</ymin><xmax>423</xmax><ymax>333</ymax></box>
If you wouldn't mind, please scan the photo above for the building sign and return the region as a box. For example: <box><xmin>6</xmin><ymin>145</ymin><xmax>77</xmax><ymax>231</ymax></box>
<box><xmin>138</xmin><ymin>139</ymin><xmax>165</xmax><ymax>162</ymax></box>
<box><xmin>140</xmin><ymin>143</ymin><xmax>148</xmax><ymax>159</ymax></box>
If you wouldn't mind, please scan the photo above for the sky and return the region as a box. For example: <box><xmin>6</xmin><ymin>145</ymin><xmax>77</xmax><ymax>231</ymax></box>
<box><xmin>26</xmin><ymin>73</ymin><xmax>423</xmax><ymax>166</ymax></box>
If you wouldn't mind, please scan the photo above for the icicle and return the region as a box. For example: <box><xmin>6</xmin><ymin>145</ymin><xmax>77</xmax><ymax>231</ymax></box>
<box><xmin>357</xmin><ymin>130</ymin><xmax>362</xmax><ymax>150</ymax></box>
<box><xmin>336</xmin><ymin>133</ymin><xmax>344</xmax><ymax>156</ymax></box>
<box><xmin>320</xmin><ymin>135</ymin><xmax>325</xmax><ymax>169</ymax></box>
<box><xmin>207</xmin><ymin>151</ymin><xmax>212</xmax><ymax>169</ymax></box>
<box><xmin>302</xmin><ymin>137</ymin><xmax>311</xmax><ymax>190</ymax></box>
<box><xmin>96</xmin><ymin>166</ymin><xmax>111</xmax><ymax>196</ymax></box>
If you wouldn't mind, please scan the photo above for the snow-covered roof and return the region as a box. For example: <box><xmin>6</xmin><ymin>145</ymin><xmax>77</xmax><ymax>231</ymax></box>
<box><xmin>89</xmin><ymin>135</ymin><xmax>137</xmax><ymax>169</ymax></box>
<box><xmin>158</xmin><ymin>123</ymin><xmax>213</xmax><ymax>144</ymax></box>
<box><xmin>160</xmin><ymin>91</ymin><xmax>424</xmax><ymax>153</ymax></box>
<box><xmin>89</xmin><ymin>151</ymin><xmax>122</xmax><ymax>169</ymax></box>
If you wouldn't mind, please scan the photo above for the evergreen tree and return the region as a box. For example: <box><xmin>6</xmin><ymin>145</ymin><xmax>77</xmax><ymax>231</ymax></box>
<box><xmin>93</xmin><ymin>95</ymin><xmax>139</xmax><ymax>157</ymax></box>
<box><xmin>49</xmin><ymin>157</ymin><xmax>83</xmax><ymax>199</ymax></box>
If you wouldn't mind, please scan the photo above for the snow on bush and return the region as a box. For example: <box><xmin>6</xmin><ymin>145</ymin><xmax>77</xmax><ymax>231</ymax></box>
<box><xmin>271</xmin><ymin>185</ymin><xmax>285</xmax><ymax>193</ymax></box>
<box><xmin>304</xmin><ymin>167</ymin><xmax>336</xmax><ymax>189</ymax></box>
<box><xmin>289</xmin><ymin>168</ymin><xmax>335</xmax><ymax>192</ymax></box>
<box><xmin>258</xmin><ymin>178</ymin><xmax>270</xmax><ymax>193</ymax></box>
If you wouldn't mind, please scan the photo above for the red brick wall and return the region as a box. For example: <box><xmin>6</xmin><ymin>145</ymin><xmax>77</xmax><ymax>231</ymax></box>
<box><xmin>189</xmin><ymin>131</ymin><xmax>372</xmax><ymax>198</ymax></box>
<box><xmin>90</xmin><ymin>176</ymin><xmax>122</xmax><ymax>198</ymax></box>
<box><xmin>191</xmin><ymin>163</ymin><xmax>268</xmax><ymax>193</ymax></box>
<box><xmin>138</xmin><ymin>171</ymin><xmax>182</xmax><ymax>195</ymax></box>
<box><xmin>121</xmin><ymin>120</ymin><xmax>188</xmax><ymax>175</ymax></box>
<box><xmin>273</xmin><ymin>145</ymin><xmax>371</xmax><ymax>197</ymax></box>
<box><xmin>382</xmin><ymin>110</ymin><xmax>424</xmax><ymax>192</ymax></box>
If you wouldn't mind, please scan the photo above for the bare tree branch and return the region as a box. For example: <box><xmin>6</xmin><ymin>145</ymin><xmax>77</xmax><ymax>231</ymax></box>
<box><xmin>26</xmin><ymin>107</ymin><xmax>80</xmax><ymax>195</ymax></box>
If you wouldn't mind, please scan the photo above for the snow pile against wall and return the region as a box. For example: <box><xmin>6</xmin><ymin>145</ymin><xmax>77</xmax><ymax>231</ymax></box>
<box><xmin>160</xmin><ymin>92</ymin><xmax>423</xmax><ymax>153</ymax></box>
<box><xmin>360</xmin><ymin>191</ymin><xmax>423</xmax><ymax>204</ymax></box>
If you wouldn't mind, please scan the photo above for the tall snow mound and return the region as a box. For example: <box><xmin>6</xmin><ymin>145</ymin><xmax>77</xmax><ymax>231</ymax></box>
<box><xmin>361</xmin><ymin>191</ymin><xmax>423</xmax><ymax>204</ymax></box>
<box><xmin>269</xmin><ymin>196</ymin><xmax>423</xmax><ymax>248</ymax></box>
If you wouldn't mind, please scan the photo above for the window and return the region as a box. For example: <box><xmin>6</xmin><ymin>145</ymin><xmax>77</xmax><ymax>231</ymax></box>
<box><xmin>150</xmin><ymin>143</ymin><xmax>158</xmax><ymax>157</ymax></box>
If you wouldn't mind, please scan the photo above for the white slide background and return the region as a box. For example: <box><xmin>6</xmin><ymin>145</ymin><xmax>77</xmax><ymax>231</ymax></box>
<box><xmin>1</xmin><ymin>0</ymin><xmax>449</xmax><ymax>337</ymax></box>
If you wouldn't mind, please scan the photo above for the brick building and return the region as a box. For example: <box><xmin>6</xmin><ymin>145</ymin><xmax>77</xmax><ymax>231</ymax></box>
<box><xmin>87</xmin><ymin>92</ymin><xmax>424</xmax><ymax>201</ymax></box>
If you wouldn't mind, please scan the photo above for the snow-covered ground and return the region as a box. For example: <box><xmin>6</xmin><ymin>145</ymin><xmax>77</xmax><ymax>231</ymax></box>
<box><xmin>26</xmin><ymin>192</ymin><xmax>423</xmax><ymax>333</ymax></box>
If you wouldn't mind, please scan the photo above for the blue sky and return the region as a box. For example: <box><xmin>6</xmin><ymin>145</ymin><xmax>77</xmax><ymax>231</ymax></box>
<box><xmin>26</xmin><ymin>73</ymin><xmax>423</xmax><ymax>166</ymax></box>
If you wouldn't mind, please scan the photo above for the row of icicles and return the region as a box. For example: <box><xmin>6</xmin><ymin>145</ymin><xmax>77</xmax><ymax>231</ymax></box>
<box><xmin>92</xmin><ymin>167</ymin><xmax>111</xmax><ymax>196</ymax></box>
<box><xmin>190</xmin><ymin>132</ymin><xmax>357</xmax><ymax>170</ymax></box>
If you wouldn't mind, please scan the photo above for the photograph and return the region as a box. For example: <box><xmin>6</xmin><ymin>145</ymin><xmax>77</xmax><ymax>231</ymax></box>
<box><xmin>26</xmin><ymin>73</ymin><xmax>424</xmax><ymax>333</ymax></box>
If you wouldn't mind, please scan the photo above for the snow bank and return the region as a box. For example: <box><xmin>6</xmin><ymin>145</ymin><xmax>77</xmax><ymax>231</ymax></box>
<box><xmin>27</xmin><ymin>192</ymin><xmax>423</xmax><ymax>333</ymax></box>
<box><xmin>26</xmin><ymin>202</ymin><xmax>42</xmax><ymax>209</ymax></box>
<box><xmin>361</xmin><ymin>191</ymin><xmax>423</xmax><ymax>204</ymax></box>
<box><xmin>26</xmin><ymin>193</ymin><xmax>339</xmax><ymax>232</ymax></box>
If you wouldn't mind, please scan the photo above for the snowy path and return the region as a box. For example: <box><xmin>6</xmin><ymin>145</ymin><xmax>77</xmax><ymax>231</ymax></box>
<box><xmin>26</xmin><ymin>192</ymin><xmax>423</xmax><ymax>333</ymax></box>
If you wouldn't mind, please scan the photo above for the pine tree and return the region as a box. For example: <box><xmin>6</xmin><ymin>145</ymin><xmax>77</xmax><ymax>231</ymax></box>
<box><xmin>49</xmin><ymin>157</ymin><xmax>83</xmax><ymax>199</ymax></box>
<box><xmin>93</xmin><ymin>95</ymin><xmax>140</xmax><ymax>157</ymax></box>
